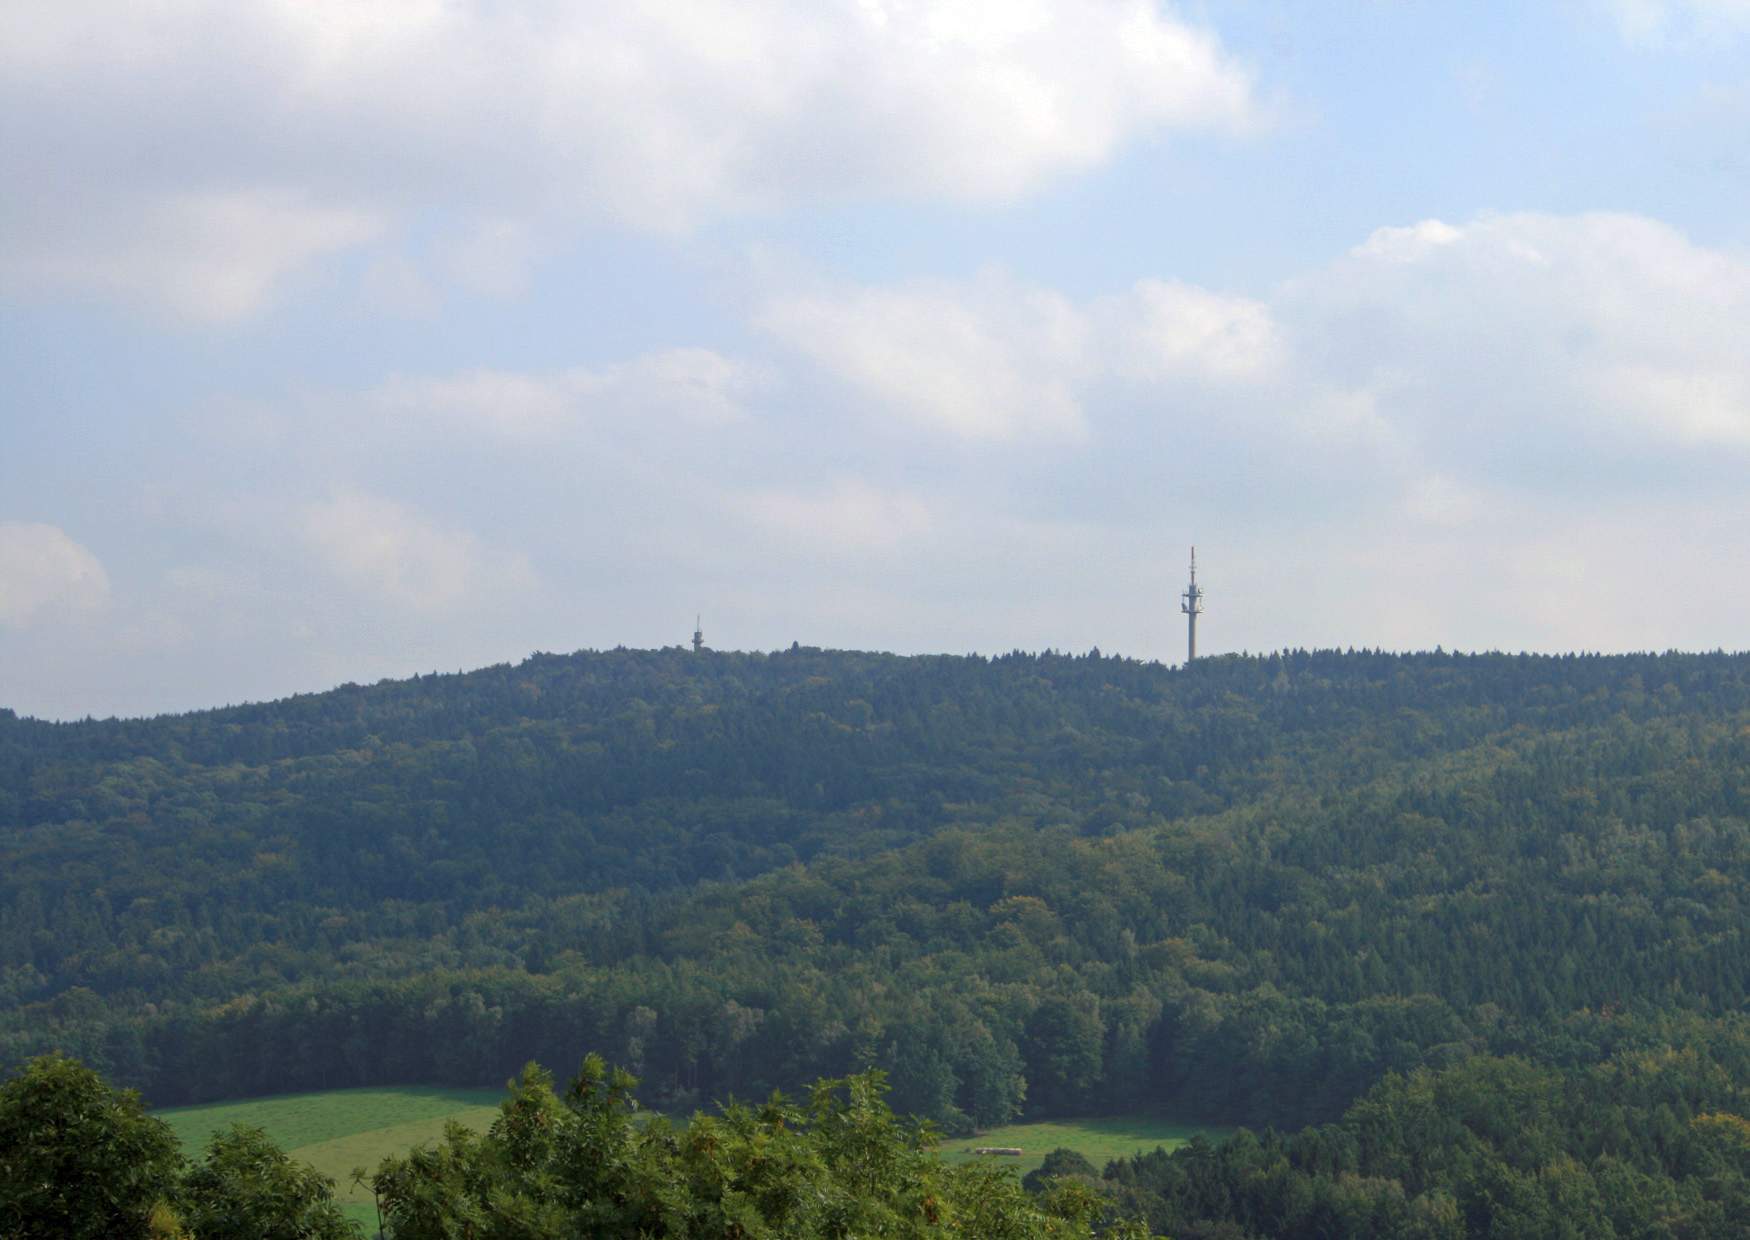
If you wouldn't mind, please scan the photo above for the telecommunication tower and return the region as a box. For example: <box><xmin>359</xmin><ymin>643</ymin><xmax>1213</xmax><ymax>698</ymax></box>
<box><xmin>692</xmin><ymin>615</ymin><xmax>704</xmax><ymax>654</ymax></box>
<box><xmin>1180</xmin><ymin>547</ymin><xmax>1203</xmax><ymax>662</ymax></box>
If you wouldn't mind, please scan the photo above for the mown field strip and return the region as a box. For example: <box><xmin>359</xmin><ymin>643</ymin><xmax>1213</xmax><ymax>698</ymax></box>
<box><xmin>157</xmin><ymin>1085</ymin><xmax>506</xmax><ymax>1231</ymax></box>
<box><xmin>156</xmin><ymin>1084</ymin><xmax>505</xmax><ymax>1153</ymax></box>
<box><xmin>290</xmin><ymin>1106</ymin><xmax>504</xmax><ymax>1229</ymax></box>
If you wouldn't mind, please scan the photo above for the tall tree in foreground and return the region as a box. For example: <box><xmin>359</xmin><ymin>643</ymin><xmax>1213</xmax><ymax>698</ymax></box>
<box><xmin>0</xmin><ymin>1054</ymin><xmax>358</xmax><ymax>1239</ymax></box>
<box><xmin>0</xmin><ymin>1052</ymin><xmax>184</xmax><ymax>1239</ymax></box>
<box><xmin>180</xmin><ymin>1123</ymin><xmax>356</xmax><ymax>1240</ymax></box>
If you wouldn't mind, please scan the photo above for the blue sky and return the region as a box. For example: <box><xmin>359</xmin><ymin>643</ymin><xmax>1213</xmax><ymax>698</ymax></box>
<box><xmin>4</xmin><ymin>0</ymin><xmax>1750</xmax><ymax>718</ymax></box>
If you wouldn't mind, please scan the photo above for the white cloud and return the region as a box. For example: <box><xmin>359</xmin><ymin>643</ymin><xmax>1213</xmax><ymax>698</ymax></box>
<box><xmin>1299</xmin><ymin>212</ymin><xmax>1750</xmax><ymax>459</ymax></box>
<box><xmin>1403</xmin><ymin>474</ymin><xmax>1485</xmax><ymax>528</ymax></box>
<box><xmin>752</xmin><ymin>208</ymin><xmax>1750</xmax><ymax>552</ymax></box>
<box><xmin>733</xmin><ymin>481</ymin><xmax>935</xmax><ymax>553</ymax></box>
<box><xmin>1350</xmin><ymin>219</ymin><xmax>1463</xmax><ymax>264</ymax></box>
<box><xmin>443</xmin><ymin>220</ymin><xmax>540</xmax><ymax>299</ymax></box>
<box><xmin>300</xmin><ymin>493</ymin><xmax>533</xmax><ymax>612</ymax></box>
<box><xmin>0</xmin><ymin>190</ymin><xmax>382</xmax><ymax>324</ymax></box>
<box><xmin>1595</xmin><ymin>366</ymin><xmax>1750</xmax><ymax>446</ymax></box>
<box><xmin>1495</xmin><ymin>498</ymin><xmax>1750</xmax><ymax>650</ymax></box>
<box><xmin>1102</xmin><ymin>279</ymin><xmax>1281</xmax><ymax>383</ymax></box>
<box><xmin>372</xmin><ymin>348</ymin><xmax>768</xmax><ymax>437</ymax></box>
<box><xmin>759</xmin><ymin>269</ymin><xmax>1281</xmax><ymax>440</ymax></box>
<box><xmin>375</xmin><ymin>371</ymin><xmax>582</xmax><ymax>438</ymax></box>
<box><xmin>0</xmin><ymin>524</ymin><xmax>109</xmax><ymax>628</ymax></box>
<box><xmin>359</xmin><ymin>253</ymin><xmax>441</xmax><ymax>319</ymax></box>
<box><xmin>759</xmin><ymin>272</ymin><xmax>1091</xmax><ymax>440</ymax></box>
<box><xmin>0</xmin><ymin>0</ymin><xmax>1257</xmax><ymax>320</ymax></box>
<box><xmin>588</xmin><ymin>350</ymin><xmax>771</xmax><ymax>426</ymax></box>
<box><xmin>1606</xmin><ymin>0</ymin><xmax>1750</xmax><ymax>43</ymax></box>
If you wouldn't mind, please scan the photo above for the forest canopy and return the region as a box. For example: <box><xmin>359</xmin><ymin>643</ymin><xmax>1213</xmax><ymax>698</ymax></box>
<box><xmin>7</xmin><ymin>646</ymin><xmax>1750</xmax><ymax>1236</ymax></box>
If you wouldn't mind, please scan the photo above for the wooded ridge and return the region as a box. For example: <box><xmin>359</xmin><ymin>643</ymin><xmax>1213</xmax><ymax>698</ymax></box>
<box><xmin>8</xmin><ymin>646</ymin><xmax>1750</xmax><ymax>1235</ymax></box>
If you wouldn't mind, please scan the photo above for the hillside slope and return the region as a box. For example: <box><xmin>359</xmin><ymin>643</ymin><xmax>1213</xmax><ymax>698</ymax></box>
<box><xmin>6</xmin><ymin>647</ymin><xmax>1750</xmax><ymax>1143</ymax></box>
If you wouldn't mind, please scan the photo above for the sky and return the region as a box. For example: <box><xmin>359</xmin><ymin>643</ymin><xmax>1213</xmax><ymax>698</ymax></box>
<box><xmin>4</xmin><ymin>1</ymin><xmax>1750</xmax><ymax>719</ymax></box>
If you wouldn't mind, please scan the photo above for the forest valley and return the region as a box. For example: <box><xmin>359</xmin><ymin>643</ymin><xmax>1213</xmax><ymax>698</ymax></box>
<box><xmin>8</xmin><ymin>646</ymin><xmax>1750</xmax><ymax>1237</ymax></box>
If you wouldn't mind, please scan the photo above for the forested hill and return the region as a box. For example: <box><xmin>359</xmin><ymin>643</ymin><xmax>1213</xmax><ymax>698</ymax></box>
<box><xmin>9</xmin><ymin>648</ymin><xmax>1750</xmax><ymax>1215</ymax></box>
<box><xmin>9</xmin><ymin>645</ymin><xmax>1742</xmax><ymax>893</ymax></box>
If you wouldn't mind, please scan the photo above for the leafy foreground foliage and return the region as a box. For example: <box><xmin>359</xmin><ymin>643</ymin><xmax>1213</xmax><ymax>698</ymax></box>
<box><xmin>0</xmin><ymin>1053</ymin><xmax>352</xmax><ymax>1239</ymax></box>
<box><xmin>0</xmin><ymin>1052</ymin><xmax>1147</xmax><ymax>1239</ymax></box>
<box><xmin>370</xmin><ymin>1053</ymin><xmax>1147</xmax><ymax>1239</ymax></box>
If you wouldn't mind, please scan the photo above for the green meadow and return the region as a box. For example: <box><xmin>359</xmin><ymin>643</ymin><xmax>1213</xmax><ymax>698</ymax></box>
<box><xmin>157</xmin><ymin>1084</ymin><xmax>1223</xmax><ymax>1228</ymax></box>
<box><xmin>937</xmin><ymin>1117</ymin><xmax>1227</xmax><ymax>1178</ymax></box>
<box><xmin>157</xmin><ymin>1085</ymin><xmax>504</xmax><ymax>1231</ymax></box>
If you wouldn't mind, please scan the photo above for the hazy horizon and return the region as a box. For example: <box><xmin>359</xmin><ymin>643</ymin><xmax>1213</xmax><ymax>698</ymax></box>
<box><xmin>12</xmin><ymin>639</ymin><xmax>1750</xmax><ymax>725</ymax></box>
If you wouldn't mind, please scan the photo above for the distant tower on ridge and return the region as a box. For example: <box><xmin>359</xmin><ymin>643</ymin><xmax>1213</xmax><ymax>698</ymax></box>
<box><xmin>692</xmin><ymin>615</ymin><xmax>704</xmax><ymax>654</ymax></box>
<box><xmin>1180</xmin><ymin>547</ymin><xmax>1204</xmax><ymax>662</ymax></box>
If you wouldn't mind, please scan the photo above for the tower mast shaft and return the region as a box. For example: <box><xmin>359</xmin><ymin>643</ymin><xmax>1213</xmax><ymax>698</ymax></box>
<box><xmin>1180</xmin><ymin>546</ymin><xmax>1203</xmax><ymax>662</ymax></box>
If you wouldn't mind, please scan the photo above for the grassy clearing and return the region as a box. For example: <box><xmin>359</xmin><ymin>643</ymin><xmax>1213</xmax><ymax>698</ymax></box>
<box><xmin>159</xmin><ymin>1088</ymin><xmax>1223</xmax><ymax>1229</ymax></box>
<box><xmin>157</xmin><ymin>1085</ymin><xmax>504</xmax><ymax>1232</ymax></box>
<box><xmin>289</xmin><ymin>1107</ymin><xmax>503</xmax><ymax>1229</ymax></box>
<box><xmin>936</xmin><ymin>1116</ymin><xmax>1227</xmax><ymax>1178</ymax></box>
<box><xmin>156</xmin><ymin>1085</ymin><xmax>503</xmax><ymax>1154</ymax></box>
